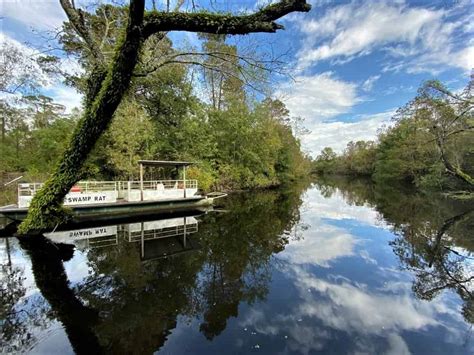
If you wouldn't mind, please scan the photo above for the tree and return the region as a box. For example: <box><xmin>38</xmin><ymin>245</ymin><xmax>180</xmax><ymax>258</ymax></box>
<box><xmin>19</xmin><ymin>0</ymin><xmax>312</xmax><ymax>233</ymax></box>
<box><xmin>374</xmin><ymin>119</ymin><xmax>438</xmax><ymax>184</ymax></box>
<box><xmin>312</xmin><ymin>147</ymin><xmax>338</xmax><ymax>174</ymax></box>
<box><xmin>397</xmin><ymin>79</ymin><xmax>473</xmax><ymax>187</ymax></box>
<box><xmin>22</xmin><ymin>95</ymin><xmax>65</xmax><ymax>129</ymax></box>
<box><xmin>100</xmin><ymin>100</ymin><xmax>155</xmax><ymax>179</ymax></box>
<box><xmin>0</xmin><ymin>39</ymin><xmax>49</xmax><ymax>153</ymax></box>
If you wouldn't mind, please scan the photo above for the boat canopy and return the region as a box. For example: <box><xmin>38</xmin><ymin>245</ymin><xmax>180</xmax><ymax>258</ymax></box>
<box><xmin>138</xmin><ymin>160</ymin><xmax>195</xmax><ymax>167</ymax></box>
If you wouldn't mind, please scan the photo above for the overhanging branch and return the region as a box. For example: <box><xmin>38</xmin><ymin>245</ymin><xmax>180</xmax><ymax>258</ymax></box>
<box><xmin>142</xmin><ymin>0</ymin><xmax>311</xmax><ymax>39</ymax></box>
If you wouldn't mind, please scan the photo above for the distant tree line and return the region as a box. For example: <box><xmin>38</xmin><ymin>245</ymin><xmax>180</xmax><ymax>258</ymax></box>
<box><xmin>312</xmin><ymin>79</ymin><xmax>474</xmax><ymax>191</ymax></box>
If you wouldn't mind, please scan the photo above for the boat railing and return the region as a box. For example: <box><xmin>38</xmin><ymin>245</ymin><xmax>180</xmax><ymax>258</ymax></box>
<box><xmin>126</xmin><ymin>222</ymin><xmax>199</xmax><ymax>242</ymax></box>
<box><xmin>126</xmin><ymin>180</ymin><xmax>197</xmax><ymax>191</ymax></box>
<box><xmin>77</xmin><ymin>181</ymin><xmax>118</xmax><ymax>193</ymax></box>
<box><xmin>18</xmin><ymin>183</ymin><xmax>44</xmax><ymax>196</ymax></box>
<box><xmin>18</xmin><ymin>179</ymin><xmax>198</xmax><ymax>197</ymax></box>
<box><xmin>18</xmin><ymin>181</ymin><xmax>119</xmax><ymax>196</ymax></box>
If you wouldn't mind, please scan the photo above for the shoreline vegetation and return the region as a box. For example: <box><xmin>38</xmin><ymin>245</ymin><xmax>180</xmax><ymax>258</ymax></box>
<box><xmin>0</xmin><ymin>90</ymin><xmax>311</xmax><ymax>201</ymax></box>
<box><xmin>312</xmin><ymin>79</ymin><xmax>473</xmax><ymax>196</ymax></box>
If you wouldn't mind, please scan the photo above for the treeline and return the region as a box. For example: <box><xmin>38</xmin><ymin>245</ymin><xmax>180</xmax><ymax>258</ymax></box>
<box><xmin>0</xmin><ymin>5</ymin><xmax>310</xmax><ymax>191</ymax></box>
<box><xmin>0</xmin><ymin>96</ymin><xmax>78</xmax><ymax>177</ymax></box>
<box><xmin>313</xmin><ymin>80</ymin><xmax>474</xmax><ymax>191</ymax></box>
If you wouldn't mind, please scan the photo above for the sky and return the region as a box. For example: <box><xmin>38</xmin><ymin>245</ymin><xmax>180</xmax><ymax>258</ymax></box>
<box><xmin>1</xmin><ymin>0</ymin><xmax>473</xmax><ymax>156</ymax></box>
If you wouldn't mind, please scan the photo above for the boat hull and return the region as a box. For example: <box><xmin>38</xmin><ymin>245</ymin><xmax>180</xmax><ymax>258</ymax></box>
<box><xmin>0</xmin><ymin>196</ymin><xmax>214</xmax><ymax>223</ymax></box>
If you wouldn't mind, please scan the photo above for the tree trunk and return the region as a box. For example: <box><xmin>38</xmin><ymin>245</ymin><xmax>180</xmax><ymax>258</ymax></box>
<box><xmin>19</xmin><ymin>236</ymin><xmax>103</xmax><ymax>353</ymax></box>
<box><xmin>18</xmin><ymin>0</ymin><xmax>145</xmax><ymax>233</ymax></box>
<box><xmin>436</xmin><ymin>136</ymin><xmax>474</xmax><ymax>188</ymax></box>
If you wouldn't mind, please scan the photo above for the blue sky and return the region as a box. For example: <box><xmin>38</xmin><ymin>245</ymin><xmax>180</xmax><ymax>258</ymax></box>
<box><xmin>2</xmin><ymin>0</ymin><xmax>473</xmax><ymax>155</ymax></box>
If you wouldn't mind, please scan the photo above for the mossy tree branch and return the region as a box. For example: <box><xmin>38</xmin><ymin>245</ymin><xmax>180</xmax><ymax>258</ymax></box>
<box><xmin>18</xmin><ymin>0</ymin><xmax>311</xmax><ymax>234</ymax></box>
<box><xmin>142</xmin><ymin>0</ymin><xmax>311</xmax><ymax>38</ymax></box>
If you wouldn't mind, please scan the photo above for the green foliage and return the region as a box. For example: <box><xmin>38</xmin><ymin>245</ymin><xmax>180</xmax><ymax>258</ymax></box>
<box><xmin>0</xmin><ymin>101</ymin><xmax>77</xmax><ymax>175</ymax></box>
<box><xmin>186</xmin><ymin>164</ymin><xmax>216</xmax><ymax>192</ymax></box>
<box><xmin>3</xmin><ymin>38</ymin><xmax>309</xmax><ymax>211</ymax></box>
<box><xmin>313</xmin><ymin>79</ymin><xmax>473</xmax><ymax>192</ymax></box>
<box><xmin>312</xmin><ymin>141</ymin><xmax>376</xmax><ymax>176</ymax></box>
<box><xmin>374</xmin><ymin>119</ymin><xmax>438</xmax><ymax>184</ymax></box>
<box><xmin>95</xmin><ymin>100</ymin><xmax>155</xmax><ymax>179</ymax></box>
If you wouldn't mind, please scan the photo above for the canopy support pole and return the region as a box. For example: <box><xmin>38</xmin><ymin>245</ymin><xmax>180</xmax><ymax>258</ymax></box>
<box><xmin>140</xmin><ymin>162</ymin><xmax>144</xmax><ymax>201</ymax></box>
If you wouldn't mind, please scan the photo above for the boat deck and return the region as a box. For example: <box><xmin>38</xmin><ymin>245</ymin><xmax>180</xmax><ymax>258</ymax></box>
<box><xmin>0</xmin><ymin>196</ymin><xmax>213</xmax><ymax>223</ymax></box>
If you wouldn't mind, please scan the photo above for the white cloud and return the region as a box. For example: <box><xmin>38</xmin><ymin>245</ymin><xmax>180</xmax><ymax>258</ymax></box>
<box><xmin>276</xmin><ymin>71</ymin><xmax>360</xmax><ymax>122</ymax></box>
<box><xmin>362</xmin><ymin>74</ymin><xmax>381</xmax><ymax>92</ymax></box>
<box><xmin>296</xmin><ymin>1</ymin><xmax>473</xmax><ymax>73</ymax></box>
<box><xmin>303</xmin><ymin>110</ymin><xmax>394</xmax><ymax>154</ymax></box>
<box><xmin>281</xmin><ymin>224</ymin><xmax>357</xmax><ymax>267</ymax></box>
<box><xmin>1</xmin><ymin>32</ymin><xmax>83</xmax><ymax>112</ymax></box>
<box><xmin>0</xmin><ymin>32</ymin><xmax>52</xmax><ymax>95</ymax></box>
<box><xmin>2</xmin><ymin>0</ymin><xmax>67</xmax><ymax>30</ymax></box>
<box><xmin>1</xmin><ymin>0</ymin><xmax>115</xmax><ymax>31</ymax></box>
<box><xmin>48</xmin><ymin>84</ymin><xmax>83</xmax><ymax>113</ymax></box>
<box><xmin>395</xmin><ymin>45</ymin><xmax>474</xmax><ymax>75</ymax></box>
<box><xmin>275</xmin><ymin>72</ymin><xmax>392</xmax><ymax>155</ymax></box>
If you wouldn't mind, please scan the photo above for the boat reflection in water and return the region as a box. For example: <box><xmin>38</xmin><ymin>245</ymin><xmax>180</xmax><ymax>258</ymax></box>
<box><xmin>44</xmin><ymin>214</ymin><xmax>201</xmax><ymax>260</ymax></box>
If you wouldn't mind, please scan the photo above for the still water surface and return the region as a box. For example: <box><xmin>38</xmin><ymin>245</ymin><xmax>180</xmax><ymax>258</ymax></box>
<box><xmin>1</xmin><ymin>179</ymin><xmax>473</xmax><ymax>354</ymax></box>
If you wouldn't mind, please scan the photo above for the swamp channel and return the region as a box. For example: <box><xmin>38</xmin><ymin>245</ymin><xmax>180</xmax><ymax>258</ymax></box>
<box><xmin>1</xmin><ymin>178</ymin><xmax>473</xmax><ymax>354</ymax></box>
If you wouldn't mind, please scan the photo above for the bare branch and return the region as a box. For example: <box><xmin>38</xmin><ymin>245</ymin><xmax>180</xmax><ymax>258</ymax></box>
<box><xmin>59</xmin><ymin>0</ymin><xmax>104</xmax><ymax>64</ymax></box>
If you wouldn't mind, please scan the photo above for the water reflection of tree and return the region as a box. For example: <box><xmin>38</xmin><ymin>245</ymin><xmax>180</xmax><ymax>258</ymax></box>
<box><xmin>77</xmin><ymin>188</ymin><xmax>306</xmax><ymax>349</ymax></box>
<box><xmin>18</xmin><ymin>236</ymin><xmax>104</xmax><ymax>354</ymax></box>
<box><xmin>1</xmin><ymin>237</ymin><xmax>28</xmax><ymax>352</ymax></box>
<box><xmin>197</xmin><ymin>191</ymin><xmax>298</xmax><ymax>339</ymax></box>
<box><xmin>315</xmin><ymin>176</ymin><xmax>474</xmax><ymax>324</ymax></box>
<box><xmin>1</xmin><ymin>238</ymin><xmax>55</xmax><ymax>353</ymax></box>
<box><xmin>390</xmin><ymin>210</ymin><xmax>473</xmax><ymax>324</ymax></box>
<box><xmin>6</xmin><ymin>183</ymin><xmax>307</xmax><ymax>353</ymax></box>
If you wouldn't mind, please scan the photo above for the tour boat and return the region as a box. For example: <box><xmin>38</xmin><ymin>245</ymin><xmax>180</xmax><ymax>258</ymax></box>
<box><xmin>0</xmin><ymin>160</ymin><xmax>226</xmax><ymax>223</ymax></box>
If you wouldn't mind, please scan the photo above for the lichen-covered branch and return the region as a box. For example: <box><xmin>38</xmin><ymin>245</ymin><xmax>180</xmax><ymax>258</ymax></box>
<box><xmin>142</xmin><ymin>0</ymin><xmax>311</xmax><ymax>38</ymax></box>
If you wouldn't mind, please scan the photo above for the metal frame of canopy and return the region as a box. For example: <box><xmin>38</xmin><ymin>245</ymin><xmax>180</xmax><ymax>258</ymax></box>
<box><xmin>137</xmin><ymin>160</ymin><xmax>195</xmax><ymax>201</ymax></box>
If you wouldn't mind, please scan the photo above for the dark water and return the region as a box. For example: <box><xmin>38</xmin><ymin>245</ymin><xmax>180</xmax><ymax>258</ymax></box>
<box><xmin>1</xmin><ymin>179</ymin><xmax>473</xmax><ymax>354</ymax></box>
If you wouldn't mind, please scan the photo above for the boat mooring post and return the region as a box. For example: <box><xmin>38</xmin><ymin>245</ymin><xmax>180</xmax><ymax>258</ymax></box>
<box><xmin>139</xmin><ymin>162</ymin><xmax>144</xmax><ymax>201</ymax></box>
